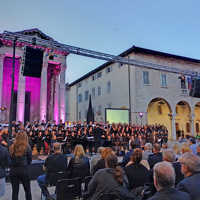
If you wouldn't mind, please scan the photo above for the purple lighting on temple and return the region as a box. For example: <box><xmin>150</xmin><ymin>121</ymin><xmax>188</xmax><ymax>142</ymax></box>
<box><xmin>2</xmin><ymin>56</ymin><xmax>20</xmax><ymax>120</ymax></box>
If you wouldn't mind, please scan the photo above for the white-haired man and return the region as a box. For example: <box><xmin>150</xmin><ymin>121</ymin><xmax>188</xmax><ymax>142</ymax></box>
<box><xmin>177</xmin><ymin>152</ymin><xmax>200</xmax><ymax>200</ymax></box>
<box><xmin>147</xmin><ymin>161</ymin><xmax>190</xmax><ymax>200</ymax></box>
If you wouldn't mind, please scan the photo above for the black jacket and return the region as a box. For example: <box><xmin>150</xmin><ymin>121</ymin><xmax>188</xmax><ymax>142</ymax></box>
<box><xmin>148</xmin><ymin>187</ymin><xmax>190</xmax><ymax>200</ymax></box>
<box><xmin>0</xmin><ymin>144</ymin><xmax>10</xmax><ymax>178</ymax></box>
<box><xmin>125</xmin><ymin>163</ymin><xmax>150</xmax><ymax>189</ymax></box>
<box><xmin>45</xmin><ymin>153</ymin><xmax>68</xmax><ymax>180</ymax></box>
<box><xmin>68</xmin><ymin>156</ymin><xmax>90</xmax><ymax>179</ymax></box>
<box><xmin>10</xmin><ymin>146</ymin><xmax>32</xmax><ymax>168</ymax></box>
<box><xmin>172</xmin><ymin>162</ymin><xmax>184</xmax><ymax>185</ymax></box>
<box><xmin>177</xmin><ymin>172</ymin><xmax>200</xmax><ymax>200</ymax></box>
<box><xmin>148</xmin><ymin>152</ymin><xmax>163</xmax><ymax>169</ymax></box>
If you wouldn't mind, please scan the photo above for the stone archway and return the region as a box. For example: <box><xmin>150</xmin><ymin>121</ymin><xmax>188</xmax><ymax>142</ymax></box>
<box><xmin>194</xmin><ymin>102</ymin><xmax>200</xmax><ymax>136</ymax></box>
<box><xmin>147</xmin><ymin>98</ymin><xmax>172</xmax><ymax>138</ymax></box>
<box><xmin>175</xmin><ymin>101</ymin><xmax>191</xmax><ymax>137</ymax></box>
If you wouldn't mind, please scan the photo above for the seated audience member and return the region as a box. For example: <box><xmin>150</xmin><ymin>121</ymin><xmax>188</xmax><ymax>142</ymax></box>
<box><xmin>148</xmin><ymin>161</ymin><xmax>190</xmax><ymax>200</ymax></box>
<box><xmin>196</xmin><ymin>143</ymin><xmax>200</xmax><ymax>157</ymax></box>
<box><xmin>161</xmin><ymin>142</ymin><xmax>168</xmax><ymax>152</ymax></box>
<box><xmin>181</xmin><ymin>143</ymin><xmax>192</xmax><ymax>154</ymax></box>
<box><xmin>148</xmin><ymin>143</ymin><xmax>163</xmax><ymax>169</ymax></box>
<box><xmin>142</xmin><ymin>143</ymin><xmax>152</xmax><ymax>160</ymax></box>
<box><xmin>0</xmin><ymin>143</ymin><xmax>10</xmax><ymax>198</ymax></box>
<box><xmin>121</xmin><ymin>142</ymin><xmax>136</xmax><ymax>167</ymax></box>
<box><xmin>189</xmin><ymin>138</ymin><xmax>197</xmax><ymax>155</ymax></box>
<box><xmin>90</xmin><ymin>147</ymin><xmax>105</xmax><ymax>174</ymax></box>
<box><xmin>162</xmin><ymin>149</ymin><xmax>184</xmax><ymax>185</ymax></box>
<box><xmin>92</xmin><ymin>147</ymin><xmax>113</xmax><ymax>175</ymax></box>
<box><xmin>172</xmin><ymin>143</ymin><xmax>181</xmax><ymax>159</ymax></box>
<box><xmin>67</xmin><ymin>144</ymin><xmax>90</xmax><ymax>179</ymax></box>
<box><xmin>37</xmin><ymin>143</ymin><xmax>68</xmax><ymax>200</ymax></box>
<box><xmin>177</xmin><ymin>152</ymin><xmax>200</xmax><ymax>200</ymax></box>
<box><xmin>88</xmin><ymin>153</ymin><xmax>135</xmax><ymax>200</ymax></box>
<box><xmin>125</xmin><ymin>148</ymin><xmax>150</xmax><ymax>190</ymax></box>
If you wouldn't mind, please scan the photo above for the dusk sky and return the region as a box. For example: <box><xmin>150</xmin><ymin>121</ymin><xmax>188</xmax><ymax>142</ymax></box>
<box><xmin>0</xmin><ymin>0</ymin><xmax>200</xmax><ymax>83</ymax></box>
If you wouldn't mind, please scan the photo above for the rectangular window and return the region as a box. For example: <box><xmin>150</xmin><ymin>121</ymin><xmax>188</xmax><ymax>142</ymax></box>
<box><xmin>196</xmin><ymin>123</ymin><xmax>199</xmax><ymax>133</ymax></box>
<box><xmin>92</xmin><ymin>88</ymin><xmax>95</xmax><ymax>98</ymax></box>
<box><xmin>107</xmin><ymin>81</ymin><xmax>111</xmax><ymax>94</ymax></box>
<box><xmin>78</xmin><ymin>82</ymin><xmax>82</xmax><ymax>88</ymax></box>
<box><xmin>85</xmin><ymin>90</ymin><xmax>89</xmax><ymax>101</ymax></box>
<box><xmin>161</xmin><ymin>74</ymin><xmax>167</xmax><ymax>87</ymax></box>
<box><xmin>78</xmin><ymin>94</ymin><xmax>82</xmax><ymax>103</ymax></box>
<box><xmin>106</xmin><ymin>67</ymin><xmax>112</xmax><ymax>73</ymax></box>
<box><xmin>92</xmin><ymin>75</ymin><xmax>95</xmax><ymax>81</ymax></box>
<box><xmin>97</xmin><ymin>72</ymin><xmax>102</xmax><ymax>78</ymax></box>
<box><xmin>186</xmin><ymin>122</ymin><xmax>190</xmax><ymax>133</ymax></box>
<box><xmin>78</xmin><ymin>111</ymin><xmax>81</xmax><ymax>120</ymax></box>
<box><xmin>98</xmin><ymin>86</ymin><xmax>101</xmax><ymax>96</ymax></box>
<box><xmin>98</xmin><ymin>105</ymin><xmax>102</xmax><ymax>115</ymax></box>
<box><xmin>143</xmin><ymin>71</ymin><xmax>150</xmax><ymax>85</ymax></box>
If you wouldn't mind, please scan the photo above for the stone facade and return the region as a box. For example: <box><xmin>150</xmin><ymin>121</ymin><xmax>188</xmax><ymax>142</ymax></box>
<box><xmin>66</xmin><ymin>46</ymin><xmax>200</xmax><ymax>140</ymax></box>
<box><xmin>0</xmin><ymin>29</ymin><xmax>68</xmax><ymax>123</ymax></box>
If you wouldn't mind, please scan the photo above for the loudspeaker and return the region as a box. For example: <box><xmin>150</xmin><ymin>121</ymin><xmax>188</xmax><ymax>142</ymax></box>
<box><xmin>189</xmin><ymin>79</ymin><xmax>200</xmax><ymax>98</ymax></box>
<box><xmin>22</xmin><ymin>46</ymin><xmax>44</xmax><ymax>77</ymax></box>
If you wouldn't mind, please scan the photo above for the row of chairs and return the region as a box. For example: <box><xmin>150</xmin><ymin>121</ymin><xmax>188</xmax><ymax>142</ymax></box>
<box><xmin>44</xmin><ymin>173</ymin><xmax>120</xmax><ymax>200</ymax></box>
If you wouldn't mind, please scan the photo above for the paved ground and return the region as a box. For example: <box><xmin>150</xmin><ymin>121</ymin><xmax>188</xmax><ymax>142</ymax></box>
<box><xmin>3</xmin><ymin>181</ymin><xmax>55</xmax><ymax>200</ymax></box>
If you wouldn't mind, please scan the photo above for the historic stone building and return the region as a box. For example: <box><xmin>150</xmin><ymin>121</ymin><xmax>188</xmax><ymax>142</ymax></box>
<box><xmin>66</xmin><ymin>46</ymin><xmax>200</xmax><ymax>140</ymax></box>
<box><xmin>0</xmin><ymin>29</ymin><xmax>68</xmax><ymax>123</ymax></box>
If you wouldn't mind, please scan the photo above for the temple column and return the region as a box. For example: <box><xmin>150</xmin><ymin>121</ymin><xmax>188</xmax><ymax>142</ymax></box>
<box><xmin>54</xmin><ymin>72</ymin><xmax>60</xmax><ymax>124</ymax></box>
<box><xmin>191</xmin><ymin>112</ymin><xmax>195</xmax><ymax>136</ymax></box>
<box><xmin>171</xmin><ymin>113</ymin><xmax>176</xmax><ymax>140</ymax></box>
<box><xmin>59</xmin><ymin>63</ymin><xmax>66</xmax><ymax>122</ymax></box>
<box><xmin>16</xmin><ymin>59</ymin><xmax>25</xmax><ymax>123</ymax></box>
<box><xmin>0</xmin><ymin>54</ymin><xmax>4</xmax><ymax>121</ymax></box>
<box><xmin>40</xmin><ymin>58</ymin><xmax>48</xmax><ymax>122</ymax></box>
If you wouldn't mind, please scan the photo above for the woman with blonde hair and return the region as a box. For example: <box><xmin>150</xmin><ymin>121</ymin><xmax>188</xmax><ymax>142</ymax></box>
<box><xmin>93</xmin><ymin>147</ymin><xmax>114</xmax><ymax>175</ymax></box>
<box><xmin>68</xmin><ymin>144</ymin><xmax>90</xmax><ymax>179</ymax></box>
<box><xmin>181</xmin><ymin>142</ymin><xmax>192</xmax><ymax>154</ymax></box>
<box><xmin>9</xmin><ymin>131</ymin><xmax>32</xmax><ymax>200</ymax></box>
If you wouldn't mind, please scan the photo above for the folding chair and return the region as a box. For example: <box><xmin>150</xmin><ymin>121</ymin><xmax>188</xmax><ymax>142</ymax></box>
<box><xmin>56</xmin><ymin>177</ymin><xmax>82</xmax><ymax>200</ymax></box>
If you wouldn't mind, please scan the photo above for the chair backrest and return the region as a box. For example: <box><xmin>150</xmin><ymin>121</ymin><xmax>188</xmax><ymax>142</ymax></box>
<box><xmin>47</xmin><ymin>171</ymin><xmax>67</xmax><ymax>186</ymax></box>
<box><xmin>56</xmin><ymin>177</ymin><xmax>82</xmax><ymax>200</ymax></box>
<box><xmin>99</xmin><ymin>193</ymin><xmax>121</xmax><ymax>200</ymax></box>
<box><xmin>84</xmin><ymin>176</ymin><xmax>93</xmax><ymax>192</ymax></box>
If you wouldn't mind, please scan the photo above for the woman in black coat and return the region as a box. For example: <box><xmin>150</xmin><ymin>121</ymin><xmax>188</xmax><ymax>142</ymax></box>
<box><xmin>125</xmin><ymin>148</ymin><xmax>150</xmax><ymax>190</ymax></box>
<box><xmin>9</xmin><ymin>131</ymin><xmax>32</xmax><ymax>200</ymax></box>
<box><xmin>67</xmin><ymin>144</ymin><xmax>90</xmax><ymax>179</ymax></box>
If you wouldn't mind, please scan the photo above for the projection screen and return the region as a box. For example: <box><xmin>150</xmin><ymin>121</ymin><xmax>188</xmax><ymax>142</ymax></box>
<box><xmin>105</xmin><ymin>108</ymin><xmax>129</xmax><ymax>124</ymax></box>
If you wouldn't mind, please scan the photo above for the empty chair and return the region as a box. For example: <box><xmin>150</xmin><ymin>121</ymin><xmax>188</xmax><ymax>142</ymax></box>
<box><xmin>56</xmin><ymin>177</ymin><xmax>82</xmax><ymax>200</ymax></box>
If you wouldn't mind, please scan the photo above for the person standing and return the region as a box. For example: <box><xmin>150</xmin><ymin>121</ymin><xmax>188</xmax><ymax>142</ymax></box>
<box><xmin>0</xmin><ymin>143</ymin><xmax>10</xmax><ymax>198</ymax></box>
<box><xmin>9</xmin><ymin>131</ymin><xmax>32</xmax><ymax>200</ymax></box>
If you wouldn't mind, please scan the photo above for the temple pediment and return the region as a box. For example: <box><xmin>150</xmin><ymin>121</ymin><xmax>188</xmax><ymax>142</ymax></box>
<box><xmin>14</xmin><ymin>28</ymin><xmax>54</xmax><ymax>41</ymax></box>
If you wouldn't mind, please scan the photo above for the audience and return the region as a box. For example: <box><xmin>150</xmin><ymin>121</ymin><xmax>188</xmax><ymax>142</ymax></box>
<box><xmin>90</xmin><ymin>147</ymin><xmax>105</xmax><ymax>174</ymax></box>
<box><xmin>9</xmin><ymin>131</ymin><xmax>32</xmax><ymax>200</ymax></box>
<box><xmin>177</xmin><ymin>152</ymin><xmax>200</xmax><ymax>200</ymax></box>
<box><xmin>196</xmin><ymin>143</ymin><xmax>200</xmax><ymax>157</ymax></box>
<box><xmin>88</xmin><ymin>153</ymin><xmax>135</xmax><ymax>200</ymax></box>
<box><xmin>148</xmin><ymin>143</ymin><xmax>162</xmax><ymax>169</ymax></box>
<box><xmin>148</xmin><ymin>161</ymin><xmax>190</xmax><ymax>200</ymax></box>
<box><xmin>125</xmin><ymin>148</ymin><xmax>150</xmax><ymax>190</ymax></box>
<box><xmin>142</xmin><ymin>143</ymin><xmax>153</xmax><ymax>160</ymax></box>
<box><xmin>162</xmin><ymin>149</ymin><xmax>184</xmax><ymax>185</ymax></box>
<box><xmin>37</xmin><ymin>143</ymin><xmax>68</xmax><ymax>200</ymax></box>
<box><xmin>0</xmin><ymin>141</ymin><xmax>10</xmax><ymax>198</ymax></box>
<box><xmin>67</xmin><ymin>144</ymin><xmax>90</xmax><ymax>179</ymax></box>
<box><xmin>92</xmin><ymin>147</ymin><xmax>113</xmax><ymax>175</ymax></box>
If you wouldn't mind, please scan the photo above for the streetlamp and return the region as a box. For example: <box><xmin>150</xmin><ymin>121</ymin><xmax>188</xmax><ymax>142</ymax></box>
<box><xmin>139</xmin><ymin>112</ymin><xmax>143</xmax><ymax>126</ymax></box>
<box><xmin>8</xmin><ymin>37</ymin><xmax>17</xmax><ymax>139</ymax></box>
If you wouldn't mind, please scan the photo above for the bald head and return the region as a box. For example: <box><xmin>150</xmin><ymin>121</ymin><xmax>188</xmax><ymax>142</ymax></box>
<box><xmin>153</xmin><ymin>161</ymin><xmax>175</xmax><ymax>191</ymax></box>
